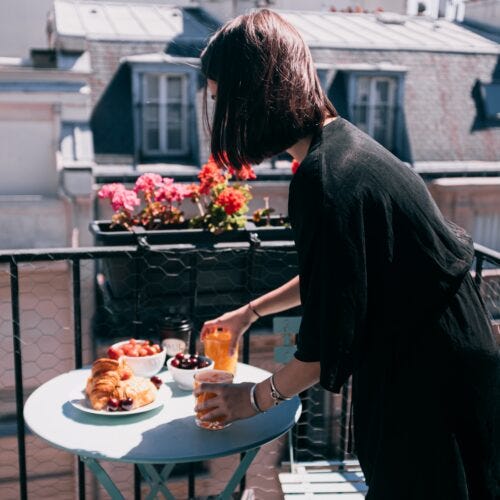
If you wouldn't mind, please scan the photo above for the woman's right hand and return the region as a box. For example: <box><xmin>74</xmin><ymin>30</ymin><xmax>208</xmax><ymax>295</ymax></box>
<box><xmin>200</xmin><ymin>304</ymin><xmax>256</xmax><ymax>355</ymax></box>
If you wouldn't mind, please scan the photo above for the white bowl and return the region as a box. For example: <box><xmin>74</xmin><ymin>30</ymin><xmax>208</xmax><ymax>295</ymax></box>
<box><xmin>111</xmin><ymin>340</ymin><xmax>167</xmax><ymax>377</ymax></box>
<box><xmin>167</xmin><ymin>356</ymin><xmax>215</xmax><ymax>391</ymax></box>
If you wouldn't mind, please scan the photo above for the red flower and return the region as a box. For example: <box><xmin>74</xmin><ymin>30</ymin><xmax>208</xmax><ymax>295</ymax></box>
<box><xmin>215</xmin><ymin>187</ymin><xmax>247</xmax><ymax>215</ymax></box>
<box><xmin>291</xmin><ymin>159</ymin><xmax>300</xmax><ymax>174</ymax></box>
<box><xmin>227</xmin><ymin>163</ymin><xmax>256</xmax><ymax>181</ymax></box>
<box><xmin>198</xmin><ymin>159</ymin><xmax>226</xmax><ymax>195</ymax></box>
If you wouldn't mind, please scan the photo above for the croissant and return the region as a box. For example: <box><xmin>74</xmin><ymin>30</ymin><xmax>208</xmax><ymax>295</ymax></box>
<box><xmin>85</xmin><ymin>357</ymin><xmax>156</xmax><ymax>411</ymax></box>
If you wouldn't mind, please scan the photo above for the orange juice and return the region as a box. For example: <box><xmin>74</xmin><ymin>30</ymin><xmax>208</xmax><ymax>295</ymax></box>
<box><xmin>203</xmin><ymin>327</ymin><xmax>238</xmax><ymax>375</ymax></box>
<box><xmin>194</xmin><ymin>369</ymin><xmax>234</xmax><ymax>430</ymax></box>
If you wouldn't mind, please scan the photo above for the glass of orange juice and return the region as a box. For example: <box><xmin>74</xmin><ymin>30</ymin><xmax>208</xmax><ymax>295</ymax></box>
<box><xmin>203</xmin><ymin>327</ymin><xmax>238</xmax><ymax>375</ymax></box>
<box><xmin>194</xmin><ymin>369</ymin><xmax>234</xmax><ymax>430</ymax></box>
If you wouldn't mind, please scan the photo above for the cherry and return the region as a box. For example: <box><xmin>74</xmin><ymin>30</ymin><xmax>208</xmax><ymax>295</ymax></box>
<box><xmin>150</xmin><ymin>376</ymin><xmax>162</xmax><ymax>389</ymax></box>
<box><xmin>120</xmin><ymin>398</ymin><xmax>134</xmax><ymax>411</ymax></box>
<box><xmin>175</xmin><ymin>352</ymin><xmax>185</xmax><ymax>361</ymax></box>
<box><xmin>107</xmin><ymin>397</ymin><xmax>120</xmax><ymax>412</ymax></box>
<box><xmin>171</xmin><ymin>358</ymin><xmax>180</xmax><ymax>368</ymax></box>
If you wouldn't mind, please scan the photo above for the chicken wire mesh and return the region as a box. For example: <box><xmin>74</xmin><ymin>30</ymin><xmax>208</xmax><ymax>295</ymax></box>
<box><xmin>1</xmin><ymin>242</ymin><xmax>499</xmax><ymax>499</ymax></box>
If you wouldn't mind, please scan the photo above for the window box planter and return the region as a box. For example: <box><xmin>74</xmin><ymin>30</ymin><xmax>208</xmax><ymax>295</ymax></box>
<box><xmin>89</xmin><ymin>219</ymin><xmax>298</xmax><ymax>337</ymax></box>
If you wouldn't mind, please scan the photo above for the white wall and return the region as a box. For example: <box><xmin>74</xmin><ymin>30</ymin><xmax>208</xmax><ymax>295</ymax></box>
<box><xmin>0</xmin><ymin>0</ymin><xmax>54</xmax><ymax>57</ymax></box>
<box><xmin>0</xmin><ymin>105</ymin><xmax>57</xmax><ymax>196</ymax></box>
<box><xmin>463</xmin><ymin>0</ymin><xmax>500</xmax><ymax>30</ymax></box>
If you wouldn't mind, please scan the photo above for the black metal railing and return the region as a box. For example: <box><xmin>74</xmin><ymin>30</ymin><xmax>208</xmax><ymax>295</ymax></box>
<box><xmin>1</xmin><ymin>242</ymin><xmax>499</xmax><ymax>499</ymax></box>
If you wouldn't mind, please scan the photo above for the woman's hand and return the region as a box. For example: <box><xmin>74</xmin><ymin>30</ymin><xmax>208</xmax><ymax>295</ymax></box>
<box><xmin>194</xmin><ymin>382</ymin><xmax>257</xmax><ymax>424</ymax></box>
<box><xmin>200</xmin><ymin>305</ymin><xmax>255</xmax><ymax>355</ymax></box>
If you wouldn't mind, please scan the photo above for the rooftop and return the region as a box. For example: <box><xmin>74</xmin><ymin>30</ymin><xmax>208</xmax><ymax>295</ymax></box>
<box><xmin>279</xmin><ymin>10</ymin><xmax>500</xmax><ymax>53</ymax></box>
<box><xmin>52</xmin><ymin>0</ymin><xmax>218</xmax><ymax>44</ymax></box>
<box><xmin>51</xmin><ymin>1</ymin><xmax>500</xmax><ymax>54</ymax></box>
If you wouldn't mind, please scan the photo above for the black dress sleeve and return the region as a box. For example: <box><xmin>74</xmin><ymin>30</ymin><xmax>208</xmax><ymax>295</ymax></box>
<box><xmin>289</xmin><ymin>158</ymin><xmax>370</xmax><ymax>393</ymax></box>
<box><xmin>288</xmin><ymin>119</ymin><xmax>476</xmax><ymax>394</ymax></box>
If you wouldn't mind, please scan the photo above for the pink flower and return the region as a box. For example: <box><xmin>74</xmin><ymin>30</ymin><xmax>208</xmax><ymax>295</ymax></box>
<box><xmin>134</xmin><ymin>173</ymin><xmax>163</xmax><ymax>195</ymax></box>
<box><xmin>98</xmin><ymin>183</ymin><xmax>126</xmax><ymax>200</ymax></box>
<box><xmin>155</xmin><ymin>178</ymin><xmax>188</xmax><ymax>204</ymax></box>
<box><xmin>111</xmin><ymin>189</ymin><xmax>140</xmax><ymax>212</ymax></box>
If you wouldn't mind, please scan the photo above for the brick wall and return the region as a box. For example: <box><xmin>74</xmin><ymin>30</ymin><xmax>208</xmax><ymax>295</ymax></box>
<box><xmin>311</xmin><ymin>48</ymin><xmax>500</xmax><ymax>162</ymax></box>
<box><xmin>87</xmin><ymin>40</ymin><xmax>167</xmax><ymax>107</ymax></box>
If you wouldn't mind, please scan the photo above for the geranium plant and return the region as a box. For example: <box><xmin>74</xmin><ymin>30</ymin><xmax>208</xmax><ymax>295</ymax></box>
<box><xmin>187</xmin><ymin>156</ymin><xmax>255</xmax><ymax>234</ymax></box>
<box><xmin>98</xmin><ymin>173</ymin><xmax>187</xmax><ymax>230</ymax></box>
<box><xmin>98</xmin><ymin>158</ymin><xmax>258</xmax><ymax>234</ymax></box>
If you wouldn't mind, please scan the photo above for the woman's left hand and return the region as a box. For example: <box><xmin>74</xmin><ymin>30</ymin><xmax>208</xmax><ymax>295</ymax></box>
<box><xmin>194</xmin><ymin>382</ymin><xmax>257</xmax><ymax>424</ymax></box>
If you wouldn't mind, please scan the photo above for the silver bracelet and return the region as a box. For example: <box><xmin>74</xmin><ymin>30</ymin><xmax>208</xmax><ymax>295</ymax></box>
<box><xmin>269</xmin><ymin>374</ymin><xmax>292</xmax><ymax>406</ymax></box>
<box><xmin>250</xmin><ymin>383</ymin><xmax>265</xmax><ymax>414</ymax></box>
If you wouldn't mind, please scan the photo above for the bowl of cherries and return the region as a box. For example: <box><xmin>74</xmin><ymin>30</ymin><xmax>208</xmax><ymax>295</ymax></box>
<box><xmin>167</xmin><ymin>353</ymin><xmax>214</xmax><ymax>390</ymax></box>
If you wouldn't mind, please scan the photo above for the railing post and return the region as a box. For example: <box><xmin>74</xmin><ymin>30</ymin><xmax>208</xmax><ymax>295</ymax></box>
<box><xmin>71</xmin><ymin>258</ymin><xmax>86</xmax><ymax>500</ymax></box>
<box><xmin>10</xmin><ymin>259</ymin><xmax>28</xmax><ymax>500</ymax></box>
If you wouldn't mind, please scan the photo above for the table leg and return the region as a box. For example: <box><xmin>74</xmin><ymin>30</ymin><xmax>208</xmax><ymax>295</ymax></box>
<box><xmin>81</xmin><ymin>456</ymin><xmax>124</xmax><ymax>500</ymax></box>
<box><xmin>216</xmin><ymin>447</ymin><xmax>260</xmax><ymax>500</ymax></box>
<box><xmin>137</xmin><ymin>463</ymin><xmax>176</xmax><ymax>500</ymax></box>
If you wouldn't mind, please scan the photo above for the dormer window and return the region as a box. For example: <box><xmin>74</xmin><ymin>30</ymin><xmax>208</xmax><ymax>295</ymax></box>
<box><xmin>352</xmin><ymin>76</ymin><xmax>398</xmax><ymax>151</ymax></box>
<box><xmin>142</xmin><ymin>73</ymin><xmax>189</xmax><ymax>156</ymax></box>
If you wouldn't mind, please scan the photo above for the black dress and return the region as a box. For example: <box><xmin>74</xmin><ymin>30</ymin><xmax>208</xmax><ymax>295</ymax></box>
<box><xmin>288</xmin><ymin>117</ymin><xmax>500</xmax><ymax>500</ymax></box>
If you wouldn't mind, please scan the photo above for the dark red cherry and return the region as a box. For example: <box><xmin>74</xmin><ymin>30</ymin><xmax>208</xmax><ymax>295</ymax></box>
<box><xmin>175</xmin><ymin>352</ymin><xmax>185</xmax><ymax>361</ymax></box>
<box><xmin>107</xmin><ymin>397</ymin><xmax>120</xmax><ymax>412</ymax></box>
<box><xmin>120</xmin><ymin>398</ymin><xmax>134</xmax><ymax>411</ymax></box>
<box><xmin>171</xmin><ymin>358</ymin><xmax>180</xmax><ymax>368</ymax></box>
<box><xmin>150</xmin><ymin>376</ymin><xmax>162</xmax><ymax>389</ymax></box>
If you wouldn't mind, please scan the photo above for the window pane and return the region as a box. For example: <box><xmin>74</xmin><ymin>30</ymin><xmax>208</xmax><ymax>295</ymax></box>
<box><xmin>145</xmin><ymin>75</ymin><xmax>159</xmax><ymax>101</ymax></box>
<box><xmin>144</xmin><ymin>103</ymin><xmax>159</xmax><ymax>122</ymax></box>
<box><xmin>482</xmin><ymin>83</ymin><xmax>500</xmax><ymax>120</ymax></box>
<box><xmin>167</xmin><ymin>126</ymin><xmax>182</xmax><ymax>150</ymax></box>
<box><xmin>353</xmin><ymin>105</ymin><xmax>368</xmax><ymax>129</ymax></box>
<box><xmin>146</xmin><ymin>127</ymin><xmax>159</xmax><ymax>151</ymax></box>
<box><xmin>374</xmin><ymin>106</ymin><xmax>390</xmax><ymax>147</ymax></box>
<box><xmin>167</xmin><ymin>103</ymin><xmax>182</xmax><ymax>123</ymax></box>
<box><xmin>167</xmin><ymin>76</ymin><xmax>182</xmax><ymax>100</ymax></box>
<box><xmin>357</xmin><ymin>77</ymin><xmax>370</xmax><ymax>102</ymax></box>
<box><xmin>375</xmin><ymin>80</ymin><xmax>389</xmax><ymax>104</ymax></box>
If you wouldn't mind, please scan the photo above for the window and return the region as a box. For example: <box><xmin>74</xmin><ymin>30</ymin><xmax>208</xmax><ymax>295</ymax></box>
<box><xmin>142</xmin><ymin>74</ymin><xmax>189</xmax><ymax>156</ymax></box>
<box><xmin>351</xmin><ymin>76</ymin><xmax>398</xmax><ymax>151</ymax></box>
<box><xmin>480</xmin><ymin>82</ymin><xmax>500</xmax><ymax>121</ymax></box>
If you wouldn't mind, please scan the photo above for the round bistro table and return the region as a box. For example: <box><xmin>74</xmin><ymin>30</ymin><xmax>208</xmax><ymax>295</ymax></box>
<box><xmin>24</xmin><ymin>363</ymin><xmax>301</xmax><ymax>499</ymax></box>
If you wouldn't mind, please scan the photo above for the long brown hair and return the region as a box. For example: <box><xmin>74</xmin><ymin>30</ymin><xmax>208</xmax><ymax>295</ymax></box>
<box><xmin>200</xmin><ymin>9</ymin><xmax>337</xmax><ymax>169</ymax></box>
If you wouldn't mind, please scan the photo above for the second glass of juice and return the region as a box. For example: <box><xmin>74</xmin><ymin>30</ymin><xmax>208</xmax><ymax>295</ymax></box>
<box><xmin>203</xmin><ymin>327</ymin><xmax>238</xmax><ymax>375</ymax></box>
<box><xmin>194</xmin><ymin>369</ymin><xmax>234</xmax><ymax>430</ymax></box>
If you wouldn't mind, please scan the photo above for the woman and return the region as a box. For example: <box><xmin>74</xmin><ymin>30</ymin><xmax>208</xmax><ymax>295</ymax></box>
<box><xmin>193</xmin><ymin>9</ymin><xmax>499</xmax><ymax>499</ymax></box>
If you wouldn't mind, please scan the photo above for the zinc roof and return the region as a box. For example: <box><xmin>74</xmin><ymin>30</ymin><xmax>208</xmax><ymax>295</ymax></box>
<box><xmin>279</xmin><ymin>11</ymin><xmax>500</xmax><ymax>54</ymax></box>
<box><xmin>53</xmin><ymin>0</ymin><xmax>217</xmax><ymax>42</ymax></box>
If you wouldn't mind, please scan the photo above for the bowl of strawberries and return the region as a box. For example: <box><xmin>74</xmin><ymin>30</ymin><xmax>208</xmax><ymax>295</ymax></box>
<box><xmin>107</xmin><ymin>339</ymin><xmax>166</xmax><ymax>377</ymax></box>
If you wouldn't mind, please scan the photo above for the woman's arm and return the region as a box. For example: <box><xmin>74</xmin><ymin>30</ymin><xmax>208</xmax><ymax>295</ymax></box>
<box><xmin>194</xmin><ymin>357</ymin><xmax>320</xmax><ymax>423</ymax></box>
<box><xmin>201</xmin><ymin>275</ymin><xmax>300</xmax><ymax>354</ymax></box>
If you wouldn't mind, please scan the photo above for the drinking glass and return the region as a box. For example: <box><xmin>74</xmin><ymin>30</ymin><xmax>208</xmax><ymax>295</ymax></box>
<box><xmin>202</xmin><ymin>327</ymin><xmax>238</xmax><ymax>375</ymax></box>
<box><xmin>194</xmin><ymin>369</ymin><xmax>234</xmax><ymax>430</ymax></box>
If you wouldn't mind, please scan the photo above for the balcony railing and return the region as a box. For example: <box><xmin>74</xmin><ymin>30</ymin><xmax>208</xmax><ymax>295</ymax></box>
<box><xmin>1</xmin><ymin>241</ymin><xmax>499</xmax><ymax>499</ymax></box>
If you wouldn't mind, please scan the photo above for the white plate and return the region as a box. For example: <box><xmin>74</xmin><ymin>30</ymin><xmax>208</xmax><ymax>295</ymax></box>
<box><xmin>69</xmin><ymin>383</ymin><xmax>171</xmax><ymax>416</ymax></box>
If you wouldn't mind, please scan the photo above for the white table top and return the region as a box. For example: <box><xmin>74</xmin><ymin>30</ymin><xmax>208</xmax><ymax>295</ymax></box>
<box><xmin>24</xmin><ymin>363</ymin><xmax>301</xmax><ymax>464</ymax></box>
